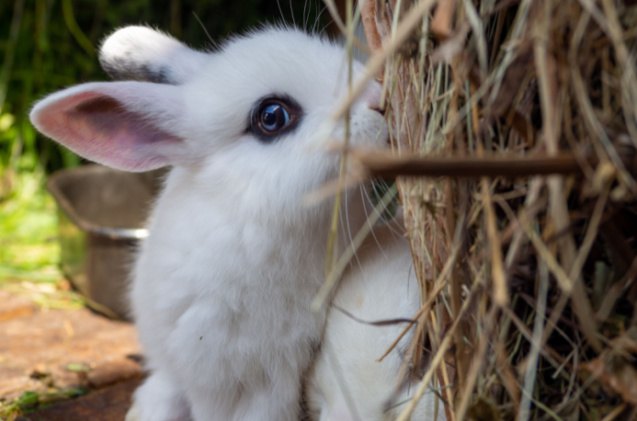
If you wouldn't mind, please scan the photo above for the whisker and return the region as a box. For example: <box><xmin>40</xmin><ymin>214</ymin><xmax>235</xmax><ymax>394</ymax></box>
<box><xmin>312</xmin><ymin>3</ymin><xmax>326</xmax><ymax>34</ymax></box>
<box><xmin>276</xmin><ymin>0</ymin><xmax>285</xmax><ymax>24</ymax></box>
<box><xmin>192</xmin><ymin>12</ymin><xmax>214</xmax><ymax>46</ymax></box>
<box><xmin>341</xmin><ymin>184</ymin><xmax>364</xmax><ymax>272</ymax></box>
<box><xmin>362</xmin><ymin>184</ymin><xmax>392</xmax><ymax>260</ymax></box>
<box><xmin>289</xmin><ymin>0</ymin><xmax>296</xmax><ymax>27</ymax></box>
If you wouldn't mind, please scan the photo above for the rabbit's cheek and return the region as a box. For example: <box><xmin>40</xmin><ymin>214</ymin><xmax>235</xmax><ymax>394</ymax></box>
<box><xmin>349</xmin><ymin>109</ymin><xmax>389</xmax><ymax>149</ymax></box>
<box><xmin>358</xmin><ymin>81</ymin><xmax>383</xmax><ymax>112</ymax></box>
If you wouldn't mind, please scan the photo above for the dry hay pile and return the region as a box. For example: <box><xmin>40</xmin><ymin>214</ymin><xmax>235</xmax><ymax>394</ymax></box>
<box><xmin>347</xmin><ymin>0</ymin><xmax>637</xmax><ymax>419</ymax></box>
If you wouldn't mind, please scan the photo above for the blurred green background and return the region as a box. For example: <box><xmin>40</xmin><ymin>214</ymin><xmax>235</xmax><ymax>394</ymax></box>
<box><xmin>0</xmin><ymin>0</ymin><xmax>327</xmax><ymax>300</ymax></box>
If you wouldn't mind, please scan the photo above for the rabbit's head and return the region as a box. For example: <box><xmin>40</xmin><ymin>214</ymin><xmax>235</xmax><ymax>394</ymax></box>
<box><xmin>31</xmin><ymin>26</ymin><xmax>386</xmax><ymax>219</ymax></box>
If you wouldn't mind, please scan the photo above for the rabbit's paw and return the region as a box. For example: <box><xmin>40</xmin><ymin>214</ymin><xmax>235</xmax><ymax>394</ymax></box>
<box><xmin>129</xmin><ymin>371</ymin><xmax>191</xmax><ymax>421</ymax></box>
<box><xmin>124</xmin><ymin>402</ymin><xmax>140</xmax><ymax>421</ymax></box>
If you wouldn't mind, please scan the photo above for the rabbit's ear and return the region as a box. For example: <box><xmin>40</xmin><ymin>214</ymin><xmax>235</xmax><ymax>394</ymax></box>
<box><xmin>99</xmin><ymin>26</ymin><xmax>209</xmax><ymax>84</ymax></box>
<box><xmin>30</xmin><ymin>81</ymin><xmax>189</xmax><ymax>172</ymax></box>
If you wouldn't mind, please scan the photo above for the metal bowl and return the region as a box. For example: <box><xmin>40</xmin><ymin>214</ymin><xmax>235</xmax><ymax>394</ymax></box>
<box><xmin>47</xmin><ymin>165</ymin><xmax>162</xmax><ymax>320</ymax></box>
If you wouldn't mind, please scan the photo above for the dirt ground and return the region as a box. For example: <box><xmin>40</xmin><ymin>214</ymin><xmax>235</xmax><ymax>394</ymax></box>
<box><xmin>0</xmin><ymin>290</ymin><xmax>143</xmax><ymax>420</ymax></box>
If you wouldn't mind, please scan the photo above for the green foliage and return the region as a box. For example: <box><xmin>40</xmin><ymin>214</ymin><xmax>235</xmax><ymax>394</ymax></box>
<box><xmin>0</xmin><ymin>0</ymin><xmax>325</xmax><ymax>174</ymax></box>
<box><xmin>0</xmin><ymin>1</ymin><xmax>325</xmax><ymax>296</ymax></box>
<box><xmin>0</xmin><ymin>387</ymin><xmax>88</xmax><ymax>418</ymax></box>
<box><xmin>0</xmin><ymin>168</ymin><xmax>59</xmax><ymax>283</ymax></box>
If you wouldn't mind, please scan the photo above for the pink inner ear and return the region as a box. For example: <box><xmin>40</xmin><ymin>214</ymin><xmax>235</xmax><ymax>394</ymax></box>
<box><xmin>32</xmin><ymin>89</ymin><xmax>182</xmax><ymax>172</ymax></box>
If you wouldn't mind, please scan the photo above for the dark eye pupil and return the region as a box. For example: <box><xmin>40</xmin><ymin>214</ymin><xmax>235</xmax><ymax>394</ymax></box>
<box><xmin>250</xmin><ymin>96</ymin><xmax>302</xmax><ymax>142</ymax></box>
<box><xmin>260</xmin><ymin>103</ymin><xmax>289</xmax><ymax>132</ymax></box>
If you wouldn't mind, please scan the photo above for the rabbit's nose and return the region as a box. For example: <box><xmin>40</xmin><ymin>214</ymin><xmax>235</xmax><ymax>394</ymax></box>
<box><xmin>360</xmin><ymin>82</ymin><xmax>384</xmax><ymax>115</ymax></box>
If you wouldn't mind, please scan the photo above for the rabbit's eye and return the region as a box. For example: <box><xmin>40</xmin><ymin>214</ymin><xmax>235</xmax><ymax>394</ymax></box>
<box><xmin>250</xmin><ymin>97</ymin><xmax>301</xmax><ymax>141</ymax></box>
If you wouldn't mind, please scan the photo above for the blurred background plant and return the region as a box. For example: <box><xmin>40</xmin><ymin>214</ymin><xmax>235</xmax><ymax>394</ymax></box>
<box><xmin>0</xmin><ymin>0</ymin><xmax>326</xmax><ymax>301</ymax></box>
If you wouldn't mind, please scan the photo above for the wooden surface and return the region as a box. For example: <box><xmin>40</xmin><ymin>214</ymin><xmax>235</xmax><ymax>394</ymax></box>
<box><xmin>17</xmin><ymin>378</ymin><xmax>141</xmax><ymax>421</ymax></box>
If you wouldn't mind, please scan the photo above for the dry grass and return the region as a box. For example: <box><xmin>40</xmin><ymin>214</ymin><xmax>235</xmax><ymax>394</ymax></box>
<box><xmin>326</xmin><ymin>0</ymin><xmax>637</xmax><ymax>419</ymax></box>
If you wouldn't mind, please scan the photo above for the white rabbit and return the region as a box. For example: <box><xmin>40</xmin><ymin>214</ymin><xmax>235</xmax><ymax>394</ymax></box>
<box><xmin>30</xmin><ymin>26</ymin><xmax>387</xmax><ymax>421</ymax></box>
<box><xmin>305</xmin><ymin>221</ymin><xmax>445</xmax><ymax>421</ymax></box>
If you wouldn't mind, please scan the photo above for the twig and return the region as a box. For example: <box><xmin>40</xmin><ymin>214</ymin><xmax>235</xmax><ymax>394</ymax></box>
<box><xmin>330</xmin><ymin>0</ymin><xmax>439</xmax><ymax>122</ymax></box>
<box><xmin>312</xmin><ymin>185</ymin><xmax>397</xmax><ymax>311</ymax></box>
<box><xmin>350</xmin><ymin>149</ymin><xmax>588</xmax><ymax>178</ymax></box>
<box><xmin>431</xmin><ymin>0</ymin><xmax>456</xmax><ymax>39</ymax></box>
<box><xmin>360</xmin><ymin>0</ymin><xmax>382</xmax><ymax>51</ymax></box>
<box><xmin>518</xmin><ymin>261</ymin><xmax>550</xmax><ymax>421</ymax></box>
<box><xmin>396</xmin><ymin>278</ymin><xmax>483</xmax><ymax>421</ymax></box>
<box><xmin>378</xmin><ymin>244</ymin><xmax>459</xmax><ymax>362</ymax></box>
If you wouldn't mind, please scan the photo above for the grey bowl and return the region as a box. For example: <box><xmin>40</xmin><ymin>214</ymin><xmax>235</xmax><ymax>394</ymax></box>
<box><xmin>47</xmin><ymin>165</ymin><xmax>163</xmax><ymax>320</ymax></box>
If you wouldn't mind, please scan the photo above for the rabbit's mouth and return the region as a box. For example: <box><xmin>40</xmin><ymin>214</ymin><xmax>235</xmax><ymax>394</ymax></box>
<box><xmin>348</xmin><ymin>108</ymin><xmax>389</xmax><ymax>150</ymax></box>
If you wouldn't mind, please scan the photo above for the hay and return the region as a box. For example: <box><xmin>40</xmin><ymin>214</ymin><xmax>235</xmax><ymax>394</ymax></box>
<box><xmin>349</xmin><ymin>0</ymin><xmax>637</xmax><ymax>419</ymax></box>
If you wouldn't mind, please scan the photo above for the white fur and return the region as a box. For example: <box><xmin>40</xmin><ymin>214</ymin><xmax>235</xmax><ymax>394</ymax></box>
<box><xmin>99</xmin><ymin>26</ymin><xmax>209</xmax><ymax>84</ymax></box>
<box><xmin>306</xmin><ymin>224</ymin><xmax>446</xmax><ymax>421</ymax></box>
<box><xmin>31</xmin><ymin>27</ymin><xmax>387</xmax><ymax>421</ymax></box>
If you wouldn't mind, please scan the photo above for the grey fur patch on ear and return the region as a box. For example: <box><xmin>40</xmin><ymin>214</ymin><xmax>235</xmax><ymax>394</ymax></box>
<box><xmin>100</xmin><ymin>55</ymin><xmax>176</xmax><ymax>84</ymax></box>
<box><xmin>99</xmin><ymin>25</ymin><xmax>209</xmax><ymax>85</ymax></box>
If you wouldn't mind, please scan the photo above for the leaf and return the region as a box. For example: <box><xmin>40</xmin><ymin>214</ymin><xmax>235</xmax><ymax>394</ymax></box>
<box><xmin>16</xmin><ymin>391</ymin><xmax>39</xmax><ymax>409</ymax></box>
<box><xmin>65</xmin><ymin>362</ymin><xmax>91</xmax><ymax>373</ymax></box>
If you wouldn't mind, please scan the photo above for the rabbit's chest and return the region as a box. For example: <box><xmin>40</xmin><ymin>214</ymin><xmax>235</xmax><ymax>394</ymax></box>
<box><xmin>133</xmin><ymin>226</ymin><xmax>325</xmax><ymax>392</ymax></box>
<box><xmin>131</xmin><ymin>210</ymin><xmax>325</xmax><ymax>343</ymax></box>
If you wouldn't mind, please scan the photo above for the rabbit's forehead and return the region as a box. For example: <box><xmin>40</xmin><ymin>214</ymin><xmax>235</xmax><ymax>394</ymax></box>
<box><xmin>196</xmin><ymin>30</ymin><xmax>355</xmax><ymax>108</ymax></box>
